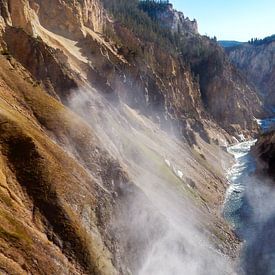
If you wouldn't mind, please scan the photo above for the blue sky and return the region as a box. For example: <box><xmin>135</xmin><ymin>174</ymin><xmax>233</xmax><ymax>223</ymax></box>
<box><xmin>170</xmin><ymin>0</ymin><xmax>274</xmax><ymax>41</ymax></box>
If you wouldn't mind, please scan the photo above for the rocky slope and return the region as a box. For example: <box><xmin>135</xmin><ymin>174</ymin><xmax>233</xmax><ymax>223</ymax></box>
<box><xmin>103</xmin><ymin>0</ymin><xmax>262</xmax><ymax>138</ymax></box>
<box><xmin>226</xmin><ymin>37</ymin><xmax>275</xmax><ymax>108</ymax></box>
<box><xmin>0</xmin><ymin>52</ymin><xmax>238</xmax><ymax>274</ymax></box>
<box><xmin>0</xmin><ymin>0</ymin><xmax>264</xmax><ymax>274</ymax></box>
<box><xmin>253</xmin><ymin>130</ymin><xmax>275</xmax><ymax>179</ymax></box>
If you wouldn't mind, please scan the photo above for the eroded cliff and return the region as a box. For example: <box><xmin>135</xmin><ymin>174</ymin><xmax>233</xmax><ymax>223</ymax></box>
<box><xmin>226</xmin><ymin>37</ymin><xmax>275</xmax><ymax>108</ymax></box>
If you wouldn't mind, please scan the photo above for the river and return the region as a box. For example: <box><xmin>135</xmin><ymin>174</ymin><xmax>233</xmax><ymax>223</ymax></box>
<box><xmin>224</xmin><ymin>118</ymin><xmax>275</xmax><ymax>274</ymax></box>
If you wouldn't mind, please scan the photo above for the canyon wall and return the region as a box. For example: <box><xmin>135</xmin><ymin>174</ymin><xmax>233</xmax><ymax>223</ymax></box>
<box><xmin>0</xmin><ymin>0</ymin><xmax>264</xmax><ymax>274</ymax></box>
<box><xmin>226</xmin><ymin>39</ymin><xmax>275</xmax><ymax>108</ymax></box>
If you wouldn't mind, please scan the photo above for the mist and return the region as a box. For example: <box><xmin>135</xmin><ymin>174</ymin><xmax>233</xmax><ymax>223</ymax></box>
<box><xmin>68</xmin><ymin>87</ymin><xmax>235</xmax><ymax>275</ymax></box>
<box><xmin>240</xmin><ymin>175</ymin><xmax>275</xmax><ymax>274</ymax></box>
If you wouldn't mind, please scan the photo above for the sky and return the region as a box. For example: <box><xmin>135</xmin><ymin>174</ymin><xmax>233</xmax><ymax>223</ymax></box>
<box><xmin>170</xmin><ymin>0</ymin><xmax>274</xmax><ymax>41</ymax></box>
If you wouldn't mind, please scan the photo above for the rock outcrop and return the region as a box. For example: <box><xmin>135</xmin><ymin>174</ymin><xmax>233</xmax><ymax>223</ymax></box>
<box><xmin>155</xmin><ymin>3</ymin><xmax>198</xmax><ymax>35</ymax></box>
<box><xmin>31</xmin><ymin>0</ymin><xmax>106</xmax><ymax>39</ymax></box>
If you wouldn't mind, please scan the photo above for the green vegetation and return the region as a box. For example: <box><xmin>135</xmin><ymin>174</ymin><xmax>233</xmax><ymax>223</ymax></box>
<box><xmin>248</xmin><ymin>34</ymin><xmax>275</xmax><ymax>46</ymax></box>
<box><xmin>102</xmin><ymin>0</ymin><xmax>177</xmax><ymax>52</ymax></box>
<box><xmin>102</xmin><ymin>0</ymin><xmax>219</xmax><ymax>64</ymax></box>
<box><xmin>138</xmin><ymin>0</ymin><xmax>171</xmax><ymax>20</ymax></box>
<box><xmin>139</xmin><ymin>0</ymin><xmax>170</xmax><ymax>4</ymax></box>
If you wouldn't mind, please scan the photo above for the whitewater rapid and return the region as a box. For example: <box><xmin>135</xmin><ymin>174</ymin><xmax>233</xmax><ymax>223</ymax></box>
<box><xmin>223</xmin><ymin>139</ymin><xmax>257</xmax><ymax>234</ymax></box>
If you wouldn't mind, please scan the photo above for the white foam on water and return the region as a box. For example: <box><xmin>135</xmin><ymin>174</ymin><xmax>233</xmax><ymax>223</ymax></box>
<box><xmin>223</xmin><ymin>139</ymin><xmax>257</xmax><ymax>228</ymax></box>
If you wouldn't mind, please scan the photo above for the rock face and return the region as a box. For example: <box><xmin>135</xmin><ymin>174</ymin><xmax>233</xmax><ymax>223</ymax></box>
<box><xmin>155</xmin><ymin>3</ymin><xmax>198</xmax><ymax>35</ymax></box>
<box><xmin>31</xmin><ymin>0</ymin><xmax>105</xmax><ymax>39</ymax></box>
<box><xmin>0</xmin><ymin>0</ymin><xmax>265</xmax><ymax>273</ymax></box>
<box><xmin>189</xmin><ymin>39</ymin><xmax>262</xmax><ymax>137</ymax></box>
<box><xmin>226</xmin><ymin>39</ymin><xmax>275</xmax><ymax>108</ymax></box>
<box><xmin>253</xmin><ymin>131</ymin><xmax>275</xmax><ymax>179</ymax></box>
<box><xmin>136</xmin><ymin>1</ymin><xmax>261</xmax><ymax>138</ymax></box>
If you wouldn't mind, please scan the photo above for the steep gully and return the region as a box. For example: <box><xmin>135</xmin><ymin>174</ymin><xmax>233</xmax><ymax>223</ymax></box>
<box><xmin>224</xmin><ymin>117</ymin><xmax>275</xmax><ymax>274</ymax></box>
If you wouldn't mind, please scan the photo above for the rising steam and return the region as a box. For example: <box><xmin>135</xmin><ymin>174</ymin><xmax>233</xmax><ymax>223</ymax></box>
<box><xmin>68</xmin><ymin>87</ymin><xmax>235</xmax><ymax>275</ymax></box>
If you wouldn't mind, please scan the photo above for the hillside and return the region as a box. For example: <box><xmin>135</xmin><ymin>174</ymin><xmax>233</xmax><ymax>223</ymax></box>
<box><xmin>102</xmin><ymin>0</ymin><xmax>262</xmax><ymax>137</ymax></box>
<box><xmin>0</xmin><ymin>0</ymin><xmax>265</xmax><ymax>274</ymax></box>
<box><xmin>219</xmin><ymin>41</ymin><xmax>245</xmax><ymax>48</ymax></box>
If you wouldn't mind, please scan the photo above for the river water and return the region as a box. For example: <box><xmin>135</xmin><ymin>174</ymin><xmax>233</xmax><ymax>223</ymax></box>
<box><xmin>223</xmin><ymin>139</ymin><xmax>257</xmax><ymax>235</ymax></box>
<box><xmin>224</xmin><ymin>118</ymin><xmax>275</xmax><ymax>274</ymax></box>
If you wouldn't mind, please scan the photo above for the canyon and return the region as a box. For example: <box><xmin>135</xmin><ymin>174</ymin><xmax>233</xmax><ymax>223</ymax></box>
<box><xmin>225</xmin><ymin>36</ymin><xmax>275</xmax><ymax>108</ymax></box>
<box><xmin>0</xmin><ymin>0</ymin><xmax>273</xmax><ymax>274</ymax></box>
